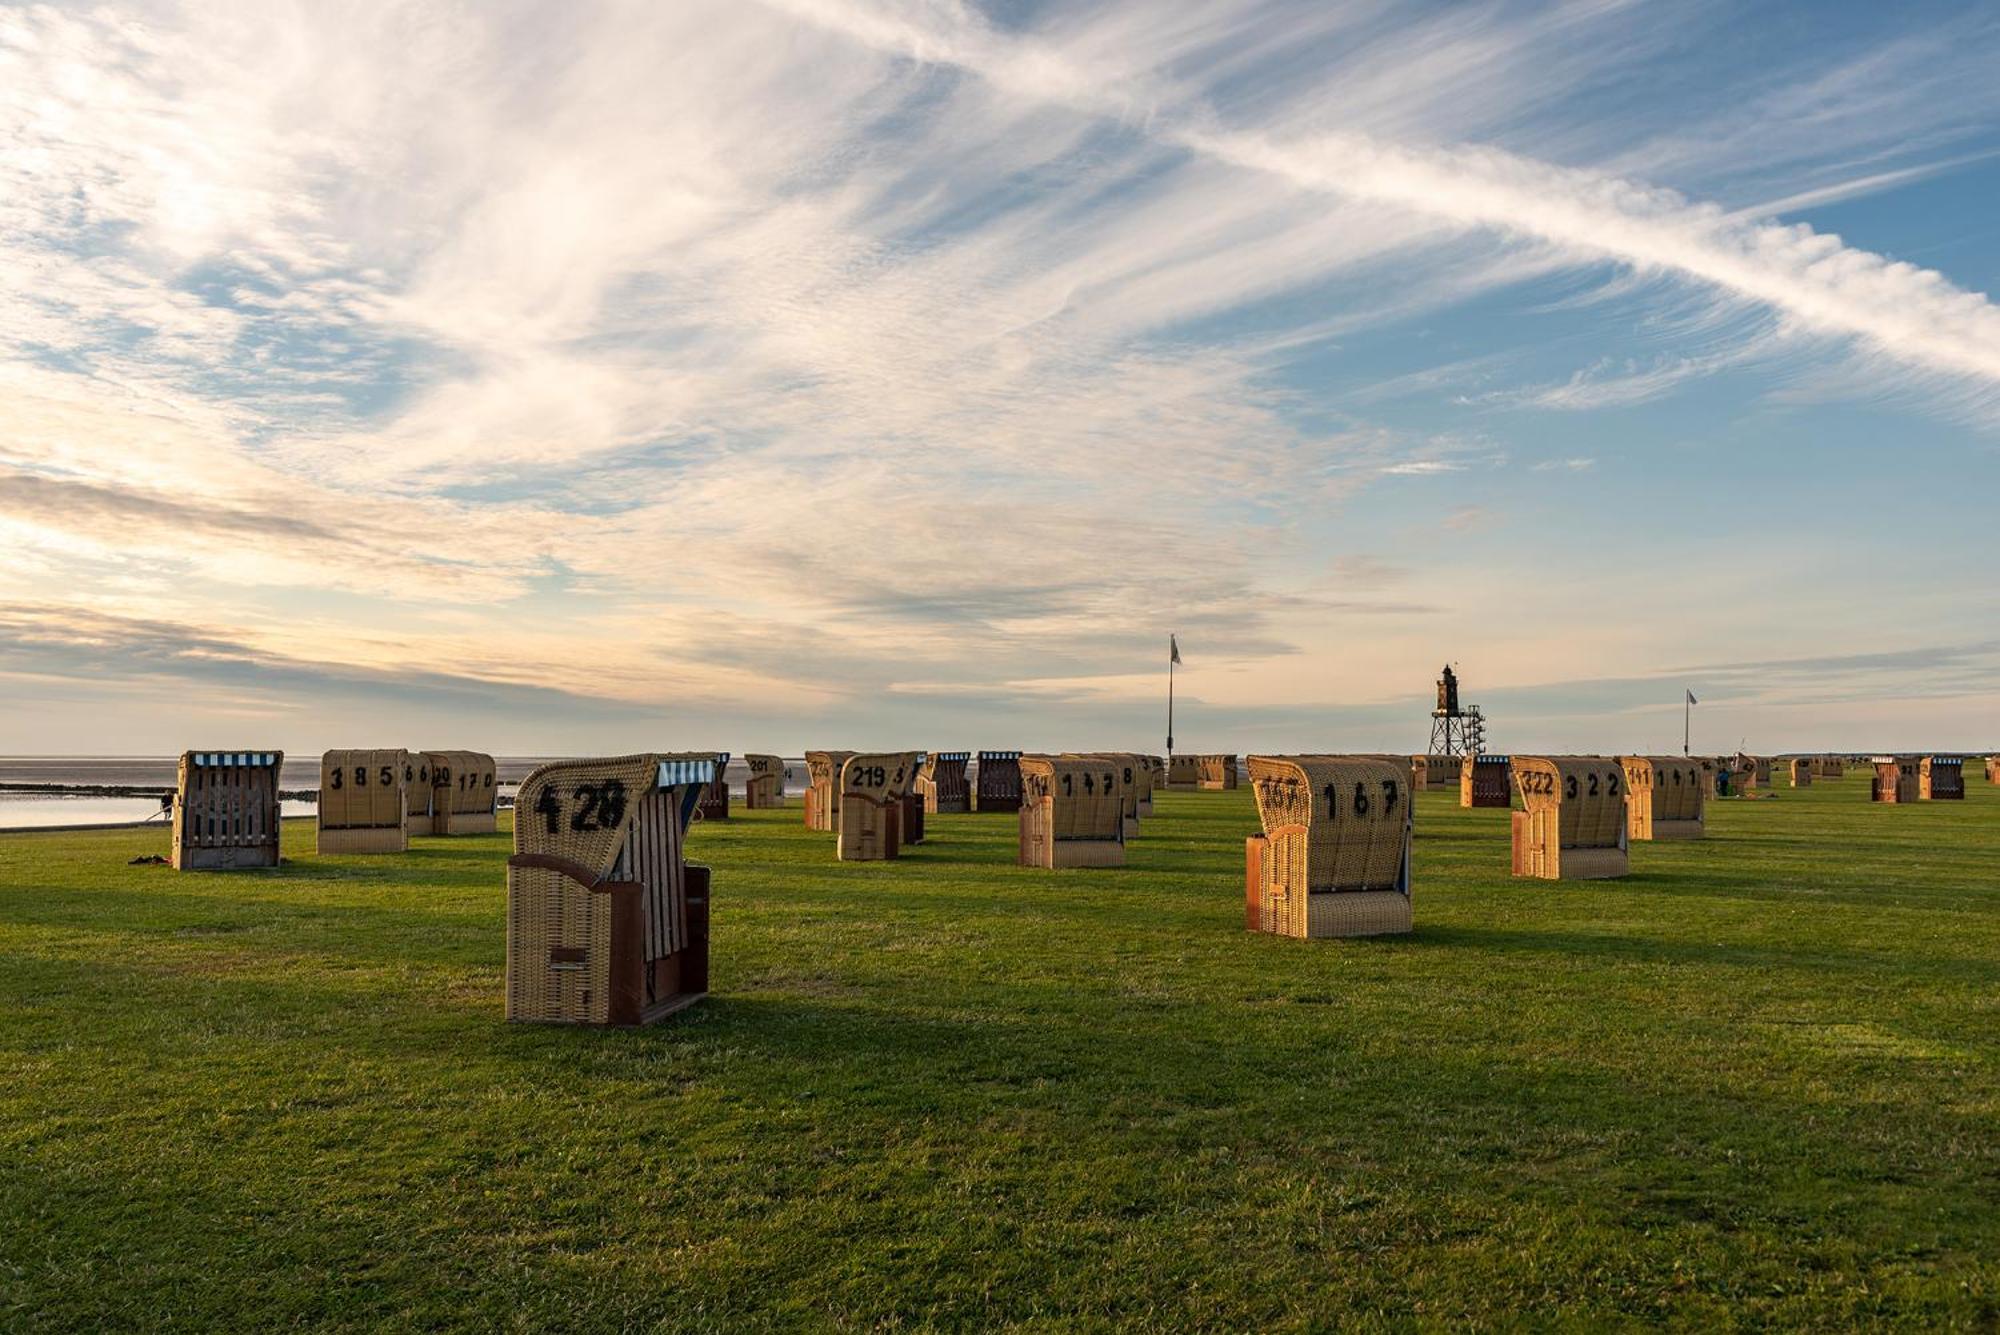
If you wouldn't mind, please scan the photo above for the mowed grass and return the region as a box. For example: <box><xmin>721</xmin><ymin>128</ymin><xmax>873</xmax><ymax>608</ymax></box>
<box><xmin>2</xmin><ymin>776</ymin><xmax>1996</xmax><ymax>1330</ymax></box>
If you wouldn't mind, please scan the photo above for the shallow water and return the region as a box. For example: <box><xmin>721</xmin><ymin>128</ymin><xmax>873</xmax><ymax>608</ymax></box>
<box><xmin>0</xmin><ymin>793</ymin><xmax>319</xmax><ymax>831</ymax></box>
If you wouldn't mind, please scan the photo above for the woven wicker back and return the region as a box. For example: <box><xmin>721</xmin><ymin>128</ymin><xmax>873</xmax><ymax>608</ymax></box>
<box><xmin>1732</xmin><ymin>753</ymin><xmax>1771</xmax><ymax>792</ymax></box>
<box><xmin>318</xmin><ymin>750</ymin><xmax>408</xmax><ymax>828</ymax></box>
<box><xmin>838</xmin><ymin>752</ymin><xmax>919</xmax><ymax>860</ymax></box>
<box><xmin>1069</xmin><ymin>753</ymin><xmax>1143</xmax><ymax>822</ymax></box>
<box><xmin>1920</xmin><ymin>756</ymin><xmax>1964</xmax><ymax>800</ymax></box>
<box><xmin>317</xmin><ymin>749</ymin><xmax>410</xmax><ymax>852</ymax></box>
<box><xmin>918</xmin><ymin>751</ymin><xmax>971</xmax><ymax>813</ymax></box>
<box><xmin>1018</xmin><ymin>754</ymin><xmax>1126</xmax><ymax>866</ymax></box>
<box><xmin>1987</xmin><ymin>756</ymin><xmax>1999</xmax><ymax>785</ymax></box>
<box><xmin>743</xmin><ymin>753</ymin><xmax>786</xmax><ymax>807</ymax></box>
<box><xmin>694</xmin><ymin>751</ymin><xmax>731</xmax><ymax>820</ymax></box>
<box><xmin>1196</xmin><ymin>754</ymin><xmax>1238</xmax><ymax>789</ymax></box>
<box><xmin>1245</xmin><ymin>755</ymin><xmax>1411</xmax><ymax>938</ymax></box>
<box><xmin>1248</xmin><ymin>755</ymin><xmax>1409</xmax><ymax>888</ymax></box>
<box><xmin>1460</xmin><ymin>754</ymin><xmax>1511</xmax><ymax>807</ymax></box>
<box><xmin>172</xmin><ymin>751</ymin><xmax>284</xmax><ymax>870</ymax></box>
<box><xmin>506</xmin><ymin>753</ymin><xmax>714</xmax><ymax>1025</ymax></box>
<box><xmin>804</xmin><ymin>750</ymin><xmax>855</xmax><ymax>830</ymax></box>
<box><xmin>402</xmin><ymin>753</ymin><xmax>434</xmax><ymax>824</ymax></box>
<box><xmin>1167</xmin><ymin>755</ymin><xmax>1201</xmax><ymax>788</ymax></box>
<box><xmin>1872</xmin><ymin>756</ymin><xmax>1919</xmax><ymax>803</ymax></box>
<box><xmin>974</xmin><ymin>751</ymin><xmax>1022</xmax><ymax>812</ymax></box>
<box><xmin>421</xmin><ymin>750</ymin><xmax>498</xmax><ymax>832</ymax></box>
<box><xmin>1514</xmin><ymin>757</ymin><xmax>1625</xmax><ymax>848</ymax></box>
<box><xmin>1618</xmin><ymin>755</ymin><xmax>1704</xmax><ymax>839</ymax></box>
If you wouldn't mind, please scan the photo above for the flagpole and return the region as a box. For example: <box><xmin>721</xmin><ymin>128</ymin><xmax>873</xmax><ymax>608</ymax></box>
<box><xmin>1684</xmin><ymin>692</ymin><xmax>1690</xmax><ymax>756</ymax></box>
<box><xmin>1166</xmin><ymin>645</ymin><xmax>1176</xmax><ymax>757</ymax></box>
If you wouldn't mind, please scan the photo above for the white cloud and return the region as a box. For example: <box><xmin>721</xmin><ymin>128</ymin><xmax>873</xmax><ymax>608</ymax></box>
<box><xmin>0</xmin><ymin>0</ymin><xmax>1995</xmax><ymax>745</ymax></box>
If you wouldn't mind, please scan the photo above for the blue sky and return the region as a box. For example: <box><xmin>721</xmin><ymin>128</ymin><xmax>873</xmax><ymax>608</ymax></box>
<box><xmin>2</xmin><ymin>0</ymin><xmax>1997</xmax><ymax>757</ymax></box>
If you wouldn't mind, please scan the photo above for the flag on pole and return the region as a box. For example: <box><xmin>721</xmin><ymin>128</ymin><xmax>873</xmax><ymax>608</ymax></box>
<box><xmin>1170</xmin><ymin>635</ymin><xmax>1182</xmax><ymax>665</ymax></box>
<box><xmin>1686</xmin><ymin>689</ymin><xmax>1698</xmax><ymax>705</ymax></box>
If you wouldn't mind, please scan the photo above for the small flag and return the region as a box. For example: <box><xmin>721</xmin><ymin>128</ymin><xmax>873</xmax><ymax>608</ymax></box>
<box><xmin>1170</xmin><ymin>635</ymin><xmax>1182</xmax><ymax>666</ymax></box>
<box><xmin>1686</xmin><ymin>689</ymin><xmax>1698</xmax><ymax>705</ymax></box>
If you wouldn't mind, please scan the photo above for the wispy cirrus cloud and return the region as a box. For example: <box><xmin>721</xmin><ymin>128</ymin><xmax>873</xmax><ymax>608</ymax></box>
<box><xmin>0</xmin><ymin>0</ymin><xmax>1996</xmax><ymax>752</ymax></box>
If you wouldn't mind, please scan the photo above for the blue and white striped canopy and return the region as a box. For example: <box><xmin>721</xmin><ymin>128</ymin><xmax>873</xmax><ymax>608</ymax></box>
<box><xmin>657</xmin><ymin>759</ymin><xmax>718</xmax><ymax>788</ymax></box>
<box><xmin>191</xmin><ymin>752</ymin><xmax>280</xmax><ymax>767</ymax></box>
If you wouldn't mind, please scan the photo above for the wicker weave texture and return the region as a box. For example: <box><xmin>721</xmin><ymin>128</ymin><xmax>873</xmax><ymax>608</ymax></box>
<box><xmin>837</xmin><ymin>752</ymin><xmax>919</xmax><ymax>861</ymax></box>
<box><xmin>1136</xmin><ymin>756</ymin><xmax>1163</xmax><ymax>812</ymax></box>
<box><xmin>1871</xmin><ymin>757</ymin><xmax>1920</xmax><ymax>803</ymax></box>
<box><xmin>1166</xmin><ymin>755</ymin><xmax>1202</xmax><ymax>789</ymax></box>
<box><xmin>694</xmin><ymin>752</ymin><xmax>731</xmax><ymax>820</ymax></box>
<box><xmin>1069</xmin><ymin>753</ymin><xmax>1144</xmax><ymax>827</ymax></box>
<box><xmin>919</xmin><ymin>752</ymin><xmax>971</xmax><ymax>813</ymax></box>
<box><xmin>1245</xmin><ymin>755</ymin><xmax>1412</xmax><ymax>938</ymax></box>
<box><xmin>506</xmin><ymin>753</ymin><xmax>713</xmax><ymax>1026</ymax></box>
<box><xmin>804</xmin><ymin>751</ymin><xmax>854</xmax><ymax>830</ymax></box>
<box><xmin>974</xmin><ymin>752</ymin><xmax>1022</xmax><ymax>813</ymax></box>
<box><xmin>1409</xmin><ymin>755</ymin><xmax>1459</xmax><ymax>791</ymax></box>
<box><xmin>743</xmin><ymin>753</ymin><xmax>787</xmax><ymax>808</ymax></box>
<box><xmin>1460</xmin><ymin>754</ymin><xmax>1512</xmax><ymax>808</ymax></box>
<box><xmin>317</xmin><ymin>749</ymin><xmax>410</xmax><ymax>854</ymax></box>
<box><xmin>422</xmin><ymin>750</ymin><xmax>497</xmax><ymax>834</ymax></box>
<box><xmin>172</xmin><ymin>751</ymin><xmax>284</xmax><ymax>871</ymax></box>
<box><xmin>1196</xmin><ymin>754</ymin><xmax>1239</xmax><ymax>789</ymax></box>
<box><xmin>1618</xmin><ymin>756</ymin><xmax>1704</xmax><ymax>842</ymax></box>
<box><xmin>1920</xmin><ymin>756</ymin><xmax>1965</xmax><ymax>800</ymax></box>
<box><xmin>1511</xmin><ymin>756</ymin><xmax>1629</xmax><ymax>879</ymax></box>
<box><xmin>1017</xmin><ymin>755</ymin><xmax>1126</xmax><ymax>868</ymax></box>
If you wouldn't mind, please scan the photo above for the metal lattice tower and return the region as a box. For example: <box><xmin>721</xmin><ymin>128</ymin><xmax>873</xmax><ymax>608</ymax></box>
<box><xmin>1427</xmin><ymin>664</ymin><xmax>1486</xmax><ymax>758</ymax></box>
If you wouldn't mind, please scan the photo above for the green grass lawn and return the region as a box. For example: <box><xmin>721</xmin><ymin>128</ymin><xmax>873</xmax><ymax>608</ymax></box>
<box><xmin>2</xmin><ymin>777</ymin><xmax>1996</xmax><ymax>1329</ymax></box>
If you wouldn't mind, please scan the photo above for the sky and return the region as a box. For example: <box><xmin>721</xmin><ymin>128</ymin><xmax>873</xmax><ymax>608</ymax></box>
<box><xmin>2</xmin><ymin>0</ymin><xmax>1998</xmax><ymax>759</ymax></box>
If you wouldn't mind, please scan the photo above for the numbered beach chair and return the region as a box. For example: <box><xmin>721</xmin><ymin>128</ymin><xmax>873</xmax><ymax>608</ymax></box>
<box><xmin>1460</xmin><ymin>754</ymin><xmax>1511</xmax><ymax>808</ymax></box>
<box><xmin>1986</xmin><ymin>755</ymin><xmax>1999</xmax><ymax>786</ymax></box>
<box><xmin>172</xmin><ymin>751</ymin><xmax>284</xmax><ymax>870</ymax></box>
<box><xmin>804</xmin><ymin>751</ymin><xmax>854</xmax><ymax>830</ymax></box>
<box><xmin>1244</xmin><ymin>755</ymin><xmax>1412</xmax><ymax>938</ymax></box>
<box><xmin>919</xmin><ymin>752</ymin><xmax>971</xmax><ymax>813</ymax></box>
<box><xmin>1136</xmin><ymin>756</ymin><xmax>1163</xmax><ymax>815</ymax></box>
<box><xmin>1409</xmin><ymin>755</ymin><xmax>1458</xmax><ymax>792</ymax></box>
<box><xmin>1788</xmin><ymin>758</ymin><xmax>1813</xmax><ymax>788</ymax></box>
<box><xmin>742</xmin><ymin>754</ymin><xmax>787</xmax><ymax>808</ymax></box>
<box><xmin>1730</xmin><ymin>753</ymin><xmax>1770</xmax><ymax>798</ymax></box>
<box><xmin>975</xmin><ymin>751</ymin><xmax>1023</xmax><ymax>813</ymax></box>
<box><xmin>1871</xmin><ymin>756</ymin><xmax>1919</xmax><ymax>804</ymax></box>
<box><xmin>1920</xmin><ymin>756</ymin><xmax>1964</xmax><ymax>800</ymax></box>
<box><xmin>694</xmin><ymin>752</ymin><xmax>731</xmax><ymax>821</ymax></box>
<box><xmin>1510</xmin><ymin>756</ymin><xmax>1628</xmax><ymax>880</ymax></box>
<box><xmin>1197</xmin><ymin>754</ymin><xmax>1239</xmax><ymax>790</ymax></box>
<box><xmin>838</xmin><ymin>752</ymin><xmax>920</xmax><ymax>861</ymax></box>
<box><xmin>506</xmin><ymin>754</ymin><xmax>714</xmax><ymax>1027</ymax></box>
<box><xmin>423</xmin><ymin>751</ymin><xmax>498</xmax><ymax>834</ymax></box>
<box><xmin>1018</xmin><ymin>755</ymin><xmax>1126</xmax><ymax>868</ymax></box>
<box><xmin>316</xmin><ymin>749</ymin><xmax>412</xmax><ymax>854</ymax></box>
<box><xmin>1069</xmin><ymin>753</ymin><xmax>1143</xmax><ymax>839</ymax></box>
<box><xmin>1618</xmin><ymin>756</ymin><xmax>1705</xmax><ymax>841</ymax></box>
<box><xmin>1166</xmin><ymin>755</ymin><xmax>1202</xmax><ymax>790</ymax></box>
